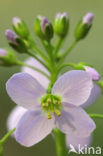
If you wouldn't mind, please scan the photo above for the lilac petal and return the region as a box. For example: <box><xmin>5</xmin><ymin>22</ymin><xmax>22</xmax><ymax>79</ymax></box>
<box><xmin>7</xmin><ymin>106</ymin><xmax>27</xmax><ymax>136</ymax></box>
<box><xmin>52</xmin><ymin>70</ymin><xmax>93</xmax><ymax>106</ymax></box>
<box><xmin>21</xmin><ymin>57</ymin><xmax>49</xmax><ymax>89</ymax></box>
<box><xmin>66</xmin><ymin>134</ymin><xmax>92</xmax><ymax>150</ymax></box>
<box><xmin>84</xmin><ymin>66</ymin><xmax>100</xmax><ymax>81</ymax></box>
<box><xmin>6</xmin><ymin>73</ymin><xmax>45</xmax><ymax>110</ymax></box>
<box><xmin>56</xmin><ymin>106</ymin><xmax>96</xmax><ymax>137</ymax></box>
<box><xmin>16</xmin><ymin>110</ymin><xmax>55</xmax><ymax>147</ymax></box>
<box><xmin>82</xmin><ymin>84</ymin><xmax>101</xmax><ymax>108</ymax></box>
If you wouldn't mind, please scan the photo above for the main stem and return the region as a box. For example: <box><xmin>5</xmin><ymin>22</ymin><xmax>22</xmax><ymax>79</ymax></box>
<box><xmin>53</xmin><ymin>129</ymin><xmax>68</xmax><ymax>156</ymax></box>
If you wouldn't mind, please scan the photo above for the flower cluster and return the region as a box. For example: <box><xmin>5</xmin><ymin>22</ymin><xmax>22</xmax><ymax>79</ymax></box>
<box><xmin>0</xmin><ymin>11</ymin><xmax>103</xmax><ymax>155</ymax></box>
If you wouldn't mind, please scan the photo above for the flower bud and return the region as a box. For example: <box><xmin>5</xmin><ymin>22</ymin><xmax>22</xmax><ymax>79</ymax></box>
<box><xmin>5</xmin><ymin>29</ymin><xmax>29</xmax><ymax>53</ymax></box>
<box><xmin>12</xmin><ymin>17</ymin><xmax>30</xmax><ymax>39</ymax></box>
<box><xmin>75</xmin><ymin>12</ymin><xmax>94</xmax><ymax>41</ymax></box>
<box><xmin>5</xmin><ymin>29</ymin><xmax>18</xmax><ymax>45</ymax></box>
<box><xmin>0</xmin><ymin>49</ymin><xmax>18</xmax><ymax>66</ymax></box>
<box><xmin>34</xmin><ymin>16</ymin><xmax>53</xmax><ymax>41</ymax></box>
<box><xmin>75</xmin><ymin>62</ymin><xmax>100</xmax><ymax>81</ymax></box>
<box><xmin>54</xmin><ymin>12</ymin><xmax>69</xmax><ymax>38</ymax></box>
<box><xmin>84</xmin><ymin>66</ymin><xmax>100</xmax><ymax>81</ymax></box>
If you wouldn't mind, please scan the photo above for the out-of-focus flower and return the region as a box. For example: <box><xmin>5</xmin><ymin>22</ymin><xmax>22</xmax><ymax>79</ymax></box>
<box><xmin>6</xmin><ymin>70</ymin><xmax>95</xmax><ymax>147</ymax></box>
<box><xmin>0</xmin><ymin>48</ymin><xmax>18</xmax><ymax>66</ymax></box>
<box><xmin>21</xmin><ymin>57</ymin><xmax>49</xmax><ymax>89</ymax></box>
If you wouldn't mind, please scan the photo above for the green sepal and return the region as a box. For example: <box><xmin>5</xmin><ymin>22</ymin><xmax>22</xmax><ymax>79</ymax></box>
<box><xmin>75</xmin><ymin>20</ymin><xmax>92</xmax><ymax>41</ymax></box>
<box><xmin>54</xmin><ymin>16</ymin><xmax>69</xmax><ymax>38</ymax></box>
<box><xmin>13</xmin><ymin>20</ymin><xmax>30</xmax><ymax>39</ymax></box>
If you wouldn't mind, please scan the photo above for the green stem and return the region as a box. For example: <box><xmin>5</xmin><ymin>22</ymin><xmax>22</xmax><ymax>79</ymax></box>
<box><xmin>57</xmin><ymin>40</ymin><xmax>78</xmax><ymax>66</ymax></box>
<box><xmin>17</xmin><ymin>61</ymin><xmax>50</xmax><ymax>80</ymax></box>
<box><xmin>89</xmin><ymin>113</ymin><xmax>103</xmax><ymax>119</ymax></box>
<box><xmin>53</xmin><ymin>129</ymin><xmax>68</xmax><ymax>156</ymax></box>
<box><xmin>54</xmin><ymin>37</ymin><xmax>63</xmax><ymax>57</ymax></box>
<box><xmin>26</xmin><ymin>51</ymin><xmax>50</xmax><ymax>71</ymax></box>
<box><xmin>58</xmin><ymin>62</ymin><xmax>75</xmax><ymax>73</ymax></box>
<box><xmin>0</xmin><ymin>128</ymin><xmax>16</xmax><ymax>145</ymax></box>
<box><xmin>32</xmin><ymin>45</ymin><xmax>49</xmax><ymax>62</ymax></box>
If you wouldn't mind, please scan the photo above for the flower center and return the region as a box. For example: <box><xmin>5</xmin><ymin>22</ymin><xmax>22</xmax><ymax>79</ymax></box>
<box><xmin>41</xmin><ymin>94</ymin><xmax>62</xmax><ymax>119</ymax></box>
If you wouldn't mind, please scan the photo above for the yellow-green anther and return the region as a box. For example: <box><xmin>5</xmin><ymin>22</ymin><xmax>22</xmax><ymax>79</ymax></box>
<box><xmin>55</xmin><ymin>109</ymin><xmax>61</xmax><ymax>117</ymax></box>
<box><xmin>47</xmin><ymin>113</ymin><xmax>52</xmax><ymax>119</ymax></box>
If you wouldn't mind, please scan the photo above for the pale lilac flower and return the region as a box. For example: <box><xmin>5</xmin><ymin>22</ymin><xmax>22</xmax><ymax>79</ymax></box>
<box><xmin>84</xmin><ymin>66</ymin><xmax>100</xmax><ymax>81</ymax></box>
<box><xmin>0</xmin><ymin>48</ymin><xmax>8</xmax><ymax>56</ymax></box>
<box><xmin>6</xmin><ymin>70</ymin><xmax>95</xmax><ymax>147</ymax></box>
<box><xmin>22</xmin><ymin>58</ymin><xmax>101</xmax><ymax>108</ymax></box>
<box><xmin>83</xmin><ymin>13</ymin><xmax>94</xmax><ymax>25</ymax></box>
<box><xmin>5</xmin><ymin>29</ymin><xmax>18</xmax><ymax>45</ymax></box>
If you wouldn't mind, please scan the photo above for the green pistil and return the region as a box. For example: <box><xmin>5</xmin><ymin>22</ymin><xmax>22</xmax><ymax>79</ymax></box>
<box><xmin>41</xmin><ymin>94</ymin><xmax>62</xmax><ymax>119</ymax></box>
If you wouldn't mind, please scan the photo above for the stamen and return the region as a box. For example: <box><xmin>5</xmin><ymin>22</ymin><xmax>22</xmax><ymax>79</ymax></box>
<box><xmin>55</xmin><ymin>109</ymin><xmax>61</xmax><ymax>116</ymax></box>
<box><xmin>47</xmin><ymin>113</ymin><xmax>52</xmax><ymax>119</ymax></box>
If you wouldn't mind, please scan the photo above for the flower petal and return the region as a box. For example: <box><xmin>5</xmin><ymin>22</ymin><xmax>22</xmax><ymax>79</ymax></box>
<box><xmin>16</xmin><ymin>110</ymin><xmax>55</xmax><ymax>147</ymax></box>
<box><xmin>21</xmin><ymin>57</ymin><xmax>49</xmax><ymax>89</ymax></box>
<box><xmin>56</xmin><ymin>106</ymin><xmax>96</xmax><ymax>137</ymax></box>
<box><xmin>82</xmin><ymin>84</ymin><xmax>101</xmax><ymax>108</ymax></box>
<box><xmin>52</xmin><ymin>70</ymin><xmax>93</xmax><ymax>106</ymax></box>
<box><xmin>66</xmin><ymin>134</ymin><xmax>92</xmax><ymax>150</ymax></box>
<box><xmin>7</xmin><ymin>106</ymin><xmax>27</xmax><ymax>136</ymax></box>
<box><xmin>6</xmin><ymin>73</ymin><xmax>45</xmax><ymax>110</ymax></box>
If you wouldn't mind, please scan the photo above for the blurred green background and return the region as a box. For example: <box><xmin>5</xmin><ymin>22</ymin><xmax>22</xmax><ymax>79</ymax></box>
<box><xmin>0</xmin><ymin>0</ymin><xmax>103</xmax><ymax>155</ymax></box>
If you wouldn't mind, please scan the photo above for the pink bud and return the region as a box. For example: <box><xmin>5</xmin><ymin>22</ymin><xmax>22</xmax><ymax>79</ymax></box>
<box><xmin>0</xmin><ymin>48</ymin><xmax>8</xmax><ymax>56</ymax></box>
<box><xmin>83</xmin><ymin>13</ymin><xmax>94</xmax><ymax>25</ymax></box>
<box><xmin>84</xmin><ymin>66</ymin><xmax>100</xmax><ymax>81</ymax></box>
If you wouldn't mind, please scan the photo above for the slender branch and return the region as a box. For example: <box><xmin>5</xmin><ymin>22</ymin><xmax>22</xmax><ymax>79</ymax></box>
<box><xmin>57</xmin><ymin>40</ymin><xmax>78</xmax><ymax>66</ymax></box>
<box><xmin>54</xmin><ymin>37</ymin><xmax>63</xmax><ymax>57</ymax></box>
<box><xmin>32</xmin><ymin>45</ymin><xmax>49</xmax><ymax>62</ymax></box>
<box><xmin>26</xmin><ymin>51</ymin><xmax>50</xmax><ymax>71</ymax></box>
<box><xmin>89</xmin><ymin>113</ymin><xmax>103</xmax><ymax>119</ymax></box>
<box><xmin>18</xmin><ymin>61</ymin><xmax>50</xmax><ymax>79</ymax></box>
<box><xmin>58</xmin><ymin>63</ymin><xmax>75</xmax><ymax>72</ymax></box>
<box><xmin>0</xmin><ymin>128</ymin><xmax>16</xmax><ymax>145</ymax></box>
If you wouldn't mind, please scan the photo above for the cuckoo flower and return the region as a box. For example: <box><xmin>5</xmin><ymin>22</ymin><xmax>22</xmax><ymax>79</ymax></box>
<box><xmin>22</xmin><ymin>58</ymin><xmax>101</xmax><ymax>108</ymax></box>
<box><xmin>6</xmin><ymin>70</ymin><xmax>95</xmax><ymax>147</ymax></box>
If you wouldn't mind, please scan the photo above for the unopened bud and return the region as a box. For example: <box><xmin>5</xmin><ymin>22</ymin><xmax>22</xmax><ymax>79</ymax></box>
<box><xmin>84</xmin><ymin>66</ymin><xmax>100</xmax><ymax>81</ymax></box>
<box><xmin>5</xmin><ymin>29</ymin><xmax>18</xmax><ymax>45</ymax></box>
<box><xmin>75</xmin><ymin>12</ymin><xmax>94</xmax><ymax>41</ymax></box>
<box><xmin>34</xmin><ymin>16</ymin><xmax>53</xmax><ymax>41</ymax></box>
<box><xmin>54</xmin><ymin>12</ymin><xmax>69</xmax><ymax>38</ymax></box>
<box><xmin>12</xmin><ymin>17</ymin><xmax>30</xmax><ymax>39</ymax></box>
<box><xmin>0</xmin><ymin>49</ymin><xmax>18</xmax><ymax>66</ymax></box>
<box><xmin>75</xmin><ymin>62</ymin><xmax>100</xmax><ymax>81</ymax></box>
<box><xmin>83</xmin><ymin>13</ymin><xmax>94</xmax><ymax>25</ymax></box>
<box><xmin>5</xmin><ymin>29</ymin><xmax>29</xmax><ymax>53</ymax></box>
